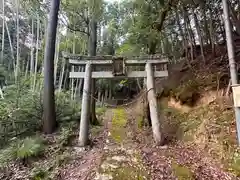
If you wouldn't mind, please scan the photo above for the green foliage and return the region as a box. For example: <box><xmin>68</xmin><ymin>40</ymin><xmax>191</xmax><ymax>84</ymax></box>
<box><xmin>0</xmin><ymin>77</ymin><xmax>81</xmax><ymax>148</ymax></box>
<box><xmin>57</xmin><ymin>126</ymin><xmax>75</xmax><ymax>148</ymax></box>
<box><xmin>30</xmin><ymin>167</ymin><xmax>48</xmax><ymax>180</ymax></box>
<box><xmin>0</xmin><ymin>141</ymin><xmax>17</xmax><ymax>166</ymax></box>
<box><xmin>0</xmin><ymin>137</ymin><xmax>45</xmax><ymax>166</ymax></box>
<box><xmin>137</xmin><ymin>115</ymin><xmax>145</xmax><ymax>129</ymax></box>
<box><xmin>119</xmin><ymin>79</ymin><xmax>127</xmax><ymax>86</ymax></box>
<box><xmin>172</xmin><ymin>161</ymin><xmax>194</xmax><ymax>180</ymax></box>
<box><xmin>55</xmin><ymin>91</ymin><xmax>81</xmax><ymax>122</ymax></box>
<box><xmin>110</xmin><ymin>108</ymin><xmax>127</xmax><ymax>143</ymax></box>
<box><xmin>230</xmin><ymin>151</ymin><xmax>240</xmax><ymax>176</ymax></box>
<box><xmin>96</xmin><ymin>106</ymin><xmax>107</xmax><ymax>117</ymax></box>
<box><xmin>0</xmin><ymin>80</ymin><xmax>43</xmax><ymax>147</ymax></box>
<box><xmin>16</xmin><ymin>137</ymin><xmax>45</xmax><ymax>160</ymax></box>
<box><xmin>30</xmin><ymin>150</ymin><xmax>72</xmax><ymax>180</ymax></box>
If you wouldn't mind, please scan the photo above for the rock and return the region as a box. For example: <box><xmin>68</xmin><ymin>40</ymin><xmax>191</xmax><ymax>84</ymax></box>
<box><xmin>94</xmin><ymin>173</ymin><xmax>113</xmax><ymax>180</ymax></box>
<box><xmin>158</xmin><ymin>145</ymin><xmax>168</xmax><ymax>149</ymax></box>
<box><xmin>74</xmin><ymin>147</ymin><xmax>87</xmax><ymax>152</ymax></box>
<box><xmin>101</xmin><ymin>162</ymin><xmax>119</xmax><ymax>170</ymax></box>
<box><xmin>111</xmin><ymin>155</ymin><xmax>127</xmax><ymax>162</ymax></box>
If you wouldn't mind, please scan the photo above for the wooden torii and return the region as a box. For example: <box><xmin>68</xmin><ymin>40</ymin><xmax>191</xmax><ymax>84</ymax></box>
<box><xmin>63</xmin><ymin>52</ymin><xmax>169</xmax><ymax>146</ymax></box>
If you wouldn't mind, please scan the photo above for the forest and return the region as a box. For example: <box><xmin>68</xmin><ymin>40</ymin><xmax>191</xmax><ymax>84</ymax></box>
<box><xmin>1</xmin><ymin>0</ymin><xmax>240</xmax><ymax>179</ymax></box>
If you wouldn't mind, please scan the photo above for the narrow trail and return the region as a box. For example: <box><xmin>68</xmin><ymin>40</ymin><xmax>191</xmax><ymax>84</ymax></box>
<box><xmin>60</xmin><ymin>106</ymin><xmax>239</xmax><ymax>180</ymax></box>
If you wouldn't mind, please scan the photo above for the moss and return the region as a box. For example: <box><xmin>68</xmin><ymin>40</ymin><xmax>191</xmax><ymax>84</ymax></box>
<box><xmin>96</xmin><ymin>107</ymin><xmax>107</xmax><ymax>117</ymax></box>
<box><xmin>91</xmin><ymin>126</ymin><xmax>103</xmax><ymax>137</ymax></box>
<box><xmin>98</xmin><ymin>149</ymin><xmax>148</xmax><ymax>180</ymax></box>
<box><xmin>30</xmin><ymin>167</ymin><xmax>48</xmax><ymax>180</ymax></box>
<box><xmin>228</xmin><ymin>151</ymin><xmax>240</xmax><ymax>176</ymax></box>
<box><xmin>137</xmin><ymin>115</ymin><xmax>144</xmax><ymax>129</ymax></box>
<box><xmin>172</xmin><ymin>161</ymin><xmax>194</xmax><ymax>180</ymax></box>
<box><xmin>110</xmin><ymin>108</ymin><xmax>127</xmax><ymax>143</ymax></box>
<box><xmin>112</xmin><ymin>166</ymin><xmax>145</xmax><ymax>180</ymax></box>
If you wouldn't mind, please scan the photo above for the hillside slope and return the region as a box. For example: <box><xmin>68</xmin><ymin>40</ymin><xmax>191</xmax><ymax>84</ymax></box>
<box><xmin>156</xmin><ymin>43</ymin><xmax>240</xmax><ymax>176</ymax></box>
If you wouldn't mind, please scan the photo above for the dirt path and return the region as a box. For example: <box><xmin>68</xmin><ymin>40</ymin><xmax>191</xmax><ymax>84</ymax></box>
<box><xmin>60</xmin><ymin>106</ymin><xmax>239</xmax><ymax>180</ymax></box>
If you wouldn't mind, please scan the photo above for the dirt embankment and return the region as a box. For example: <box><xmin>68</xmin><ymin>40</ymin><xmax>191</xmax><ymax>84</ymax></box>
<box><xmin>154</xmin><ymin>43</ymin><xmax>240</xmax><ymax>177</ymax></box>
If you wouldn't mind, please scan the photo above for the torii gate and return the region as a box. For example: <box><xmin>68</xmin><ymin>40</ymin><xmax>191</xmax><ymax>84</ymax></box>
<box><xmin>63</xmin><ymin>52</ymin><xmax>169</xmax><ymax>146</ymax></box>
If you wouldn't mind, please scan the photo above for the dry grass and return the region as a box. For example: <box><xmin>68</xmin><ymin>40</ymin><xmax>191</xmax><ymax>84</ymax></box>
<box><xmin>160</xmin><ymin>95</ymin><xmax>240</xmax><ymax>175</ymax></box>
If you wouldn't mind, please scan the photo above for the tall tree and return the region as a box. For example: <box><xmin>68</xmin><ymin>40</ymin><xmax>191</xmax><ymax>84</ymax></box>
<box><xmin>42</xmin><ymin>0</ymin><xmax>60</xmax><ymax>134</ymax></box>
<box><xmin>15</xmin><ymin>0</ymin><xmax>20</xmax><ymax>83</ymax></box>
<box><xmin>88</xmin><ymin>17</ymin><xmax>98</xmax><ymax>125</ymax></box>
<box><xmin>1</xmin><ymin>0</ymin><xmax>5</xmax><ymax>64</ymax></box>
<box><xmin>87</xmin><ymin>0</ymin><xmax>104</xmax><ymax>125</ymax></box>
<box><xmin>222</xmin><ymin>0</ymin><xmax>240</xmax><ymax>144</ymax></box>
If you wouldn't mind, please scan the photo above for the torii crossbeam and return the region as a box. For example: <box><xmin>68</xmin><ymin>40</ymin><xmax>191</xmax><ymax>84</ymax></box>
<box><xmin>63</xmin><ymin>52</ymin><xmax>169</xmax><ymax>146</ymax></box>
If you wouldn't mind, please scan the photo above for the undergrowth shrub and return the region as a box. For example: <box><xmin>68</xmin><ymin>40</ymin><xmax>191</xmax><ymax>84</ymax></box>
<box><xmin>16</xmin><ymin>137</ymin><xmax>45</xmax><ymax>161</ymax></box>
<box><xmin>172</xmin><ymin>79</ymin><xmax>200</xmax><ymax>106</ymax></box>
<box><xmin>0</xmin><ymin>137</ymin><xmax>45</xmax><ymax>166</ymax></box>
<box><xmin>96</xmin><ymin>106</ymin><xmax>107</xmax><ymax>121</ymax></box>
<box><xmin>57</xmin><ymin>125</ymin><xmax>76</xmax><ymax>148</ymax></box>
<box><xmin>0</xmin><ymin>78</ymin><xmax>81</xmax><ymax>148</ymax></box>
<box><xmin>55</xmin><ymin>91</ymin><xmax>81</xmax><ymax>123</ymax></box>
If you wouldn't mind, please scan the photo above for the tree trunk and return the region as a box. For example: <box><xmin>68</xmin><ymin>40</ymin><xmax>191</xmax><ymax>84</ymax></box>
<box><xmin>33</xmin><ymin>15</ymin><xmax>40</xmax><ymax>91</ymax></box>
<box><xmin>97</xmin><ymin>90</ymin><xmax>101</xmax><ymax>102</ymax></box>
<box><xmin>229</xmin><ymin>1</ymin><xmax>240</xmax><ymax>35</ymax></box>
<box><xmin>183</xmin><ymin>7</ymin><xmax>194</xmax><ymax>61</ymax></box>
<box><xmin>183</xmin><ymin>9</ymin><xmax>196</xmax><ymax>47</ymax></box>
<box><xmin>209</xmin><ymin>6</ymin><xmax>216</xmax><ymax>56</ymax></box>
<box><xmin>58</xmin><ymin>57</ymin><xmax>65</xmax><ymax>92</ymax></box>
<box><xmin>1</xmin><ymin>0</ymin><xmax>5</xmax><ymax>64</ymax></box>
<box><xmin>104</xmin><ymin>88</ymin><xmax>108</xmax><ymax>101</ymax></box>
<box><xmin>5</xmin><ymin>21</ymin><xmax>15</xmax><ymax>65</ymax></box>
<box><xmin>137</xmin><ymin>78</ymin><xmax>142</xmax><ymax>91</ymax></box>
<box><xmin>88</xmin><ymin>18</ymin><xmax>98</xmax><ymax>125</ymax></box>
<box><xmin>42</xmin><ymin>0</ymin><xmax>60</xmax><ymax>134</ymax></box>
<box><xmin>15</xmin><ymin>0</ymin><xmax>20</xmax><ymax>84</ymax></box>
<box><xmin>63</xmin><ymin>68</ymin><xmax>68</xmax><ymax>89</ymax></box>
<box><xmin>223</xmin><ymin>0</ymin><xmax>240</xmax><ymax>145</ymax></box>
<box><xmin>59</xmin><ymin>32</ymin><xmax>68</xmax><ymax>92</ymax></box>
<box><xmin>0</xmin><ymin>87</ymin><xmax>4</xmax><ymax>99</ymax></box>
<box><xmin>30</xmin><ymin>18</ymin><xmax>35</xmax><ymax>89</ymax></box>
<box><xmin>54</xmin><ymin>30</ymin><xmax>60</xmax><ymax>86</ymax></box>
<box><xmin>201</xmin><ymin>4</ymin><xmax>211</xmax><ymax>44</ymax></box>
<box><xmin>25</xmin><ymin>58</ymin><xmax>29</xmax><ymax>79</ymax></box>
<box><xmin>30</xmin><ymin>18</ymin><xmax>35</xmax><ymax>74</ymax></box>
<box><xmin>78</xmin><ymin>66</ymin><xmax>84</xmax><ymax>97</ymax></box>
<box><xmin>74</xmin><ymin>66</ymin><xmax>81</xmax><ymax>99</ymax></box>
<box><xmin>101</xmin><ymin>93</ymin><xmax>104</xmax><ymax>106</ymax></box>
<box><xmin>71</xmin><ymin>29</ymin><xmax>76</xmax><ymax>100</ymax></box>
<box><xmin>220</xmin><ymin>15</ymin><xmax>226</xmax><ymax>41</ymax></box>
<box><xmin>193</xmin><ymin>11</ymin><xmax>205</xmax><ymax>63</ymax></box>
<box><xmin>176</xmin><ymin>10</ymin><xmax>185</xmax><ymax>48</ymax></box>
<box><xmin>109</xmin><ymin>87</ymin><xmax>112</xmax><ymax>100</ymax></box>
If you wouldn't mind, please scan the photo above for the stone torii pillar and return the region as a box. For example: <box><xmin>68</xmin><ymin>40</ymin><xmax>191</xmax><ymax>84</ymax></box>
<box><xmin>79</xmin><ymin>62</ymin><xmax>92</xmax><ymax>146</ymax></box>
<box><xmin>63</xmin><ymin>52</ymin><xmax>169</xmax><ymax>147</ymax></box>
<box><xmin>146</xmin><ymin>63</ymin><xmax>162</xmax><ymax>145</ymax></box>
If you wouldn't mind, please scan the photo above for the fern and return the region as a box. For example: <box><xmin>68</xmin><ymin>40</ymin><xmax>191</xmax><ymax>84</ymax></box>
<box><xmin>16</xmin><ymin>137</ymin><xmax>45</xmax><ymax>160</ymax></box>
<box><xmin>0</xmin><ymin>136</ymin><xmax>45</xmax><ymax>167</ymax></box>
<box><xmin>57</xmin><ymin>127</ymin><xmax>73</xmax><ymax>148</ymax></box>
<box><xmin>30</xmin><ymin>167</ymin><xmax>48</xmax><ymax>180</ymax></box>
<box><xmin>0</xmin><ymin>142</ymin><xmax>17</xmax><ymax>166</ymax></box>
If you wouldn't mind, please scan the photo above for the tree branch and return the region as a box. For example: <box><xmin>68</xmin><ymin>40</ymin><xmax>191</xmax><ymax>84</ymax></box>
<box><xmin>153</xmin><ymin>0</ymin><xmax>178</xmax><ymax>31</ymax></box>
<box><xmin>59</xmin><ymin>17</ymin><xmax>89</xmax><ymax>36</ymax></box>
